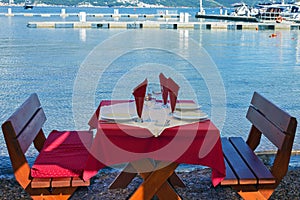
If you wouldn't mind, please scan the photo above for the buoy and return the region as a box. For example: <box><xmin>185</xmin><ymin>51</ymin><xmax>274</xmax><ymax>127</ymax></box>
<box><xmin>269</xmin><ymin>33</ymin><xmax>277</xmax><ymax>38</ymax></box>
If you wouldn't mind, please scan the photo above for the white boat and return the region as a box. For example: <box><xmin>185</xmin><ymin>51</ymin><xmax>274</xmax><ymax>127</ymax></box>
<box><xmin>256</xmin><ymin>1</ymin><xmax>300</xmax><ymax>22</ymax></box>
<box><xmin>231</xmin><ymin>3</ymin><xmax>260</xmax><ymax>17</ymax></box>
<box><xmin>24</xmin><ymin>0</ymin><xmax>34</xmax><ymax>9</ymax></box>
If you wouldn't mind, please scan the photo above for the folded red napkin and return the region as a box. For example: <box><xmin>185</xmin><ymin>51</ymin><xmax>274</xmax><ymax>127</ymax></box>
<box><xmin>159</xmin><ymin>73</ymin><xmax>168</xmax><ymax>105</ymax></box>
<box><xmin>132</xmin><ymin>78</ymin><xmax>148</xmax><ymax>118</ymax></box>
<box><xmin>167</xmin><ymin>77</ymin><xmax>180</xmax><ymax>113</ymax></box>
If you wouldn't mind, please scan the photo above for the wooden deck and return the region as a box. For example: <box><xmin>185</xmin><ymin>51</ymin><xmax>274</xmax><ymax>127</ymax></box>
<box><xmin>26</xmin><ymin>21</ymin><xmax>300</xmax><ymax>30</ymax></box>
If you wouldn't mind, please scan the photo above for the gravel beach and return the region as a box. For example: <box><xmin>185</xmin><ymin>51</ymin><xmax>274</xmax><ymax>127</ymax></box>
<box><xmin>1</xmin><ymin>167</ymin><xmax>299</xmax><ymax>200</ymax></box>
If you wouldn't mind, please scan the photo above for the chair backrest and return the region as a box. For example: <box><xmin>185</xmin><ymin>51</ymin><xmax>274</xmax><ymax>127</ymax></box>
<box><xmin>1</xmin><ymin>93</ymin><xmax>47</xmax><ymax>188</ymax></box>
<box><xmin>246</xmin><ymin>92</ymin><xmax>297</xmax><ymax>182</ymax></box>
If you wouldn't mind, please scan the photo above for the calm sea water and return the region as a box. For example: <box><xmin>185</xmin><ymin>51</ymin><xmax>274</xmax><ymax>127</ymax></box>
<box><xmin>1</xmin><ymin>6</ymin><xmax>300</xmax><ymax>176</ymax></box>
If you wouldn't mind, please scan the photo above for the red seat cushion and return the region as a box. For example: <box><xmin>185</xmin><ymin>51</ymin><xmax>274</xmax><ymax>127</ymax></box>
<box><xmin>31</xmin><ymin>130</ymin><xmax>93</xmax><ymax>178</ymax></box>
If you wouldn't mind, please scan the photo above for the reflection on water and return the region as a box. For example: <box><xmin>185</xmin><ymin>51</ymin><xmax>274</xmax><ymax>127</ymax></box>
<box><xmin>296</xmin><ymin>38</ymin><xmax>300</xmax><ymax>64</ymax></box>
<box><xmin>179</xmin><ymin>29</ymin><xmax>189</xmax><ymax>50</ymax></box>
<box><xmin>79</xmin><ymin>29</ymin><xmax>86</xmax><ymax>42</ymax></box>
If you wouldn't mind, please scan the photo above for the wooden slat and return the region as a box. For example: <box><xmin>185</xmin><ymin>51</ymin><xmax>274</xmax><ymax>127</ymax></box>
<box><xmin>51</xmin><ymin>178</ymin><xmax>72</xmax><ymax>187</ymax></box>
<box><xmin>221</xmin><ymin>138</ymin><xmax>257</xmax><ymax>185</ymax></box>
<box><xmin>17</xmin><ymin>108</ymin><xmax>46</xmax><ymax>153</ymax></box>
<box><xmin>229</xmin><ymin>137</ymin><xmax>275</xmax><ymax>184</ymax></box>
<box><xmin>31</xmin><ymin>178</ymin><xmax>51</xmax><ymax>188</ymax></box>
<box><xmin>221</xmin><ymin>158</ymin><xmax>238</xmax><ymax>185</ymax></box>
<box><xmin>32</xmin><ymin>177</ymin><xmax>90</xmax><ymax>188</ymax></box>
<box><xmin>247</xmin><ymin>106</ymin><xmax>286</xmax><ymax>149</ymax></box>
<box><xmin>251</xmin><ymin>92</ymin><xmax>292</xmax><ymax>133</ymax></box>
<box><xmin>71</xmin><ymin>177</ymin><xmax>90</xmax><ymax>187</ymax></box>
<box><xmin>8</xmin><ymin>93</ymin><xmax>41</xmax><ymax>136</ymax></box>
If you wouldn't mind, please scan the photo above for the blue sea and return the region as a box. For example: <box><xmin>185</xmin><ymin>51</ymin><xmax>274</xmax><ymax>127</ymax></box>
<box><xmin>0</xmin><ymin>6</ymin><xmax>300</xmax><ymax>176</ymax></box>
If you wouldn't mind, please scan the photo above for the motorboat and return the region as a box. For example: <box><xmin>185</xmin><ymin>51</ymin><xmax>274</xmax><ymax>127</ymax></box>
<box><xmin>256</xmin><ymin>1</ymin><xmax>300</xmax><ymax>22</ymax></box>
<box><xmin>230</xmin><ymin>3</ymin><xmax>260</xmax><ymax>17</ymax></box>
<box><xmin>24</xmin><ymin>0</ymin><xmax>34</xmax><ymax>9</ymax></box>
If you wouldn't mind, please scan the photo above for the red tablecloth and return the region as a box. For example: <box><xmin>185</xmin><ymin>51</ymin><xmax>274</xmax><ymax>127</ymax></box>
<box><xmin>84</xmin><ymin>100</ymin><xmax>225</xmax><ymax>187</ymax></box>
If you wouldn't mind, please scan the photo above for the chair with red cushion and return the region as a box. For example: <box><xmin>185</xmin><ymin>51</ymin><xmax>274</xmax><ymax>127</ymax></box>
<box><xmin>2</xmin><ymin>93</ymin><xmax>93</xmax><ymax>199</ymax></box>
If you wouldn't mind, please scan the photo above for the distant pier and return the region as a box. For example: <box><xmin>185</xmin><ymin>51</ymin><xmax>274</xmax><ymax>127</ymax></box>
<box><xmin>2</xmin><ymin>8</ymin><xmax>300</xmax><ymax>31</ymax></box>
<box><xmin>195</xmin><ymin>13</ymin><xmax>259</xmax><ymax>22</ymax></box>
<box><xmin>26</xmin><ymin>21</ymin><xmax>300</xmax><ymax>31</ymax></box>
<box><xmin>0</xmin><ymin>7</ymin><xmax>181</xmax><ymax>19</ymax></box>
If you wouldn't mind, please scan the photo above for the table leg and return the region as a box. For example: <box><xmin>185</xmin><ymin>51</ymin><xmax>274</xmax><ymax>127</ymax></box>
<box><xmin>132</xmin><ymin>159</ymin><xmax>181</xmax><ymax>200</ymax></box>
<box><xmin>141</xmin><ymin>173</ymin><xmax>182</xmax><ymax>200</ymax></box>
<box><xmin>169</xmin><ymin>172</ymin><xmax>186</xmax><ymax>188</ymax></box>
<box><xmin>109</xmin><ymin>163</ymin><xmax>137</xmax><ymax>189</ymax></box>
<box><xmin>129</xmin><ymin>162</ymin><xmax>180</xmax><ymax>200</ymax></box>
<box><xmin>109</xmin><ymin>160</ymin><xmax>185</xmax><ymax>190</ymax></box>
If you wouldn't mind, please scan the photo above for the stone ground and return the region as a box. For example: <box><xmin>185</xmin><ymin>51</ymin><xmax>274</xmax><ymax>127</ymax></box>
<box><xmin>1</xmin><ymin>167</ymin><xmax>299</xmax><ymax>199</ymax></box>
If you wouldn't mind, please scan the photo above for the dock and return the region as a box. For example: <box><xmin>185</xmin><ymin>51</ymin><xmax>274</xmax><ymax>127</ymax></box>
<box><xmin>2</xmin><ymin>8</ymin><xmax>300</xmax><ymax>31</ymax></box>
<box><xmin>26</xmin><ymin>21</ymin><xmax>300</xmax><ymax>31</ymax></box>
<box><xmin>0</xmin><ymin>7</ymin><xmax>181</xmax><ymax>19</ymax></box>
<box><xmin>195</xmin><ymin>13</ymin><xmax>259</xmax><ymax>22</ymax></box>
<box><xmin>1</xmin><ymin>12</ymin><xmax>181</xmax><ymax>19</ymax></box>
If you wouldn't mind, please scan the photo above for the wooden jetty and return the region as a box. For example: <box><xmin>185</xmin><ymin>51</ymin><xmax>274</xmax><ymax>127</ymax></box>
<box><xmin>195</xmin><ymin>13</ymin><xmax>259</xmax><ymax>22</ymax></box>
<box><xmin>26</xmin><ymin>21</ymin><xmax>300</xmax><ymax>31</ymax></box>
<box><xmin>0</xmin><ymin>11</ymin><xmax>180</xmax><ymax>19</ymax></box>
<box><xmin>2</xmin><ymin>8</ymin><xmax>300</xmax><ymax>31</ymax></box>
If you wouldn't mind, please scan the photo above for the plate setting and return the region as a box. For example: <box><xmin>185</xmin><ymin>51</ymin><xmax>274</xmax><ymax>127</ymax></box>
<box><xmin>100</xmin><ymin>112</ymin><xmax>138</xmax><ymax>122</ymax></box>
<box><xmin>175</xmin><ymin>102</ymin><xmax>201</xmax><ymax>111</ymax></box>
<box><xmin>173</xmin><ymin>110</ymin><xmax>208</xmax><ymax>121</ymax></box>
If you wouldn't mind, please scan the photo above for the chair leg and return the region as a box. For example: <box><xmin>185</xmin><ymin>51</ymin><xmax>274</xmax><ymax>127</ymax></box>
<box><xmin>26</xmin><ymin>187</ymin><xmax>78</xmax><ymax>200</ymax></box>
<box><xmin>237</xmin><ymin>189</ymin><xmax>274</xmax><ymax>200</ymax></box>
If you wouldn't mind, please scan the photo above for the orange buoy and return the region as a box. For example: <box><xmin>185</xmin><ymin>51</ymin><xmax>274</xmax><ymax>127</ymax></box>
<box><xmin>269</xmin><ymin>33</ymin><xmax>277</xmax><ymax>38</ymax></box>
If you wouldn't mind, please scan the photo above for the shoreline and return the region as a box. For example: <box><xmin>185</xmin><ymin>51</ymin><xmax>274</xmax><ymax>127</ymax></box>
<box><xmin>0</xmin><ymin>167</ymin><xmax>299</xmax><ymax>199</ymax></box>
<box><xmin>0</xmin><ymin>3</ymin><xmax>198</xmax><ymax>9</ymax></box>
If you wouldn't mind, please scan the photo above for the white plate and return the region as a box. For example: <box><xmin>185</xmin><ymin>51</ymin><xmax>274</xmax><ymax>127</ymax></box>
<box><xmin>100</xmin><ymin>113</ymin><xmax>138</xmax><ymax>122</ymax></box>
<box><xmin>173</xmin><ymin>111</ymin><xmax>208</xmax><ymax>120</ymax></box>
<box><xmin>175</xmin><ymin>102</ymin><xmax>201</xmax><ymax>111</ymax></box>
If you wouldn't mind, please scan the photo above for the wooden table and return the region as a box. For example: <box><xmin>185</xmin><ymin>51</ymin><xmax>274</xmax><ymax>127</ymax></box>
<box><xmin>83</xmin><ymin>100</ymin><xmax>226</xmax><ymax>200</ymax></box>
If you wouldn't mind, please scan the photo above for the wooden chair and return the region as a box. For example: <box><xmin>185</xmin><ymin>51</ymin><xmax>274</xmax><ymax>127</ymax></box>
<box><xmin>221</xmin><ymin>92</ymin><xmax>297</xmax><ymax>199</ymax></box>
<box><xmin>2</xmin><ymin>93</ymin><xmax>93</xmax><ymax>199</ymax></box>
